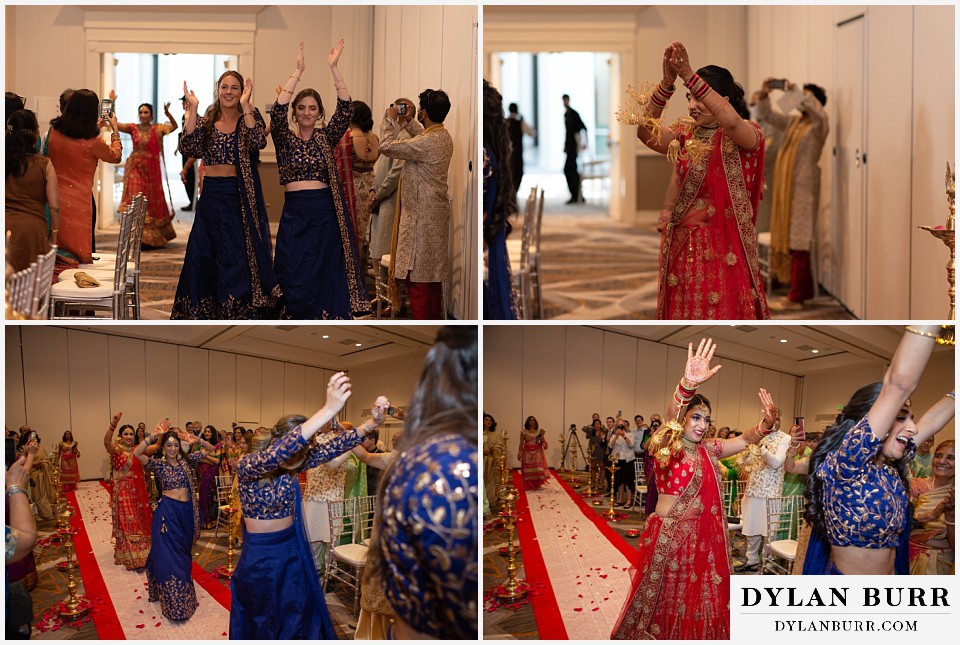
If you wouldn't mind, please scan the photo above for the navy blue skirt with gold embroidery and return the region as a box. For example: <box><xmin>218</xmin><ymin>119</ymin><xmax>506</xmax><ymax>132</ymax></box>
<box><xmin>275</xmin><ymin>188</ymin><xmax>358</xmax><ymax>320</ymax></box>
<box><xmin>146</xmin><ymin>496</ymin><xmax>198</xmax><ymax>621</ymax></box>
<box><xmin>171</xmin><ymin>176</ymin><xmax>282</xmax><ymax>320</ymax></box>
<box><xmin>229</xmin><ymin>512</ymin><xmax>337</xmax><ymax>638</ymax></box>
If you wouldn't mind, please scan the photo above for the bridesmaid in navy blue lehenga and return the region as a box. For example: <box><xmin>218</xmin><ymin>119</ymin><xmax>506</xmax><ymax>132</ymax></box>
<box><xmin>270</xmin><ymin>41</ymin><xmax>368</xmax><ymax>319</ymax></box>
<box><xmin>173</xmin><ymin>71</ymin><xmax>281</xmax><ymax>319</ymax></box>
<box><xmin>134</xmin><ymin>423</ymin><xmax>216</xmax><ymax>622</ymax></box>
<box><xmin>482</xmin><ymin>80</ymin><xmax>520</xmax><ymax>320</ymax></box>
<box><xmin>230</xmin><ymin>372</ymin><xmax>387</xmax><ymax>638</ymax></box>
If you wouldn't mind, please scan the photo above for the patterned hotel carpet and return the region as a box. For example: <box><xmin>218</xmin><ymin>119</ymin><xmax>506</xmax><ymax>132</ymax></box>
<box><xmin>95</xmin><ymin>219</ymin><xmax>394</xmax><ymax>320</ymax></box>
<box><xmin>511</xmin><ymin>191</ymin><xmax>854</xmax><ymax>320</ymax></box>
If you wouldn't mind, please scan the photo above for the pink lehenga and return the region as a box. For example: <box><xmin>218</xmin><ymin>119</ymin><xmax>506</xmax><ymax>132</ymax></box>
<box><xmin>519</xmin><ymin>431</ymin><xmax>549</xmax><ymax>490</ymax></box>
<box><xmin>658</xmin><ymin>120</ymin><xmax>769</xmax><ymax>320</ymax></box>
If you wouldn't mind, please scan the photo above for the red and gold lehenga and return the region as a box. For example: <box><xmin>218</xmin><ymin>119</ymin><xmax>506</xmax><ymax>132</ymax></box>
<box><xmin>519</xmin><ymin>431</ymin><xmax>549</xmax><ymax>490</ymax></box>
<box><xmin>111</xmin><ymin>449</ymin><xmax>153</xmax><ymax>569</ymax></box>
<box><xmin>119</xmin><ymin>123</ymin><xmax>176</xmax><ymax>248</ymax></box>
<box><xmin>611</xmin><ymin>439</ymin><xmax>730</xmax><ymax>640</ymax></box>
<box><xmin>658</xmin><ymin>121</ymin><xmax>769</xmax><ymax>320</ymax></box>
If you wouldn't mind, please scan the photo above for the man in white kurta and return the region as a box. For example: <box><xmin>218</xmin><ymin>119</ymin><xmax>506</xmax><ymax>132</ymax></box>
<box><xmin>735</xmin><ymin>427</ymin><xmax>791</xmax><ymax>571</ymax></box>
<box><xmin>379</xmin><ymin>89</ymin><xmax>454</xmax><ymax>319</ymax></box>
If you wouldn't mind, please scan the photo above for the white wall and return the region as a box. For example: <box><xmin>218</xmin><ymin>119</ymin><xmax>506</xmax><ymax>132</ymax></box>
<box><xmin>745</xmin><ymin>5</ymin><xmax>954</xmax><ymax>318</ymax></box>
<box><xmin>5</xmin><ymin>4</ymin><xmax>478</xmax><ymax>319</ymax></box>
<box><xmin>5</xmin><ymin>327</ymin><xmax>427</xmax><ymax>482</ymax></box>
<box><xmin>802</xmin><ymin>351</ymin><xmax>955</xmax><ymax>442</ymax></box>
<box><xmin>484</xmin><ymin>326</ymin><xmax>800</xmax><ymax>471</ymax></box>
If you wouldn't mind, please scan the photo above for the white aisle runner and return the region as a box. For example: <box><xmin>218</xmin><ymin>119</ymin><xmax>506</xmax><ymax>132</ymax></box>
<box><xmin>524</xmin><ymin>473</ymin><xmax>633</xmax><ymax>640</ymax></box>
<box><xmin>74</xmin><ymin>481</ymin><xmax>229</xmax><ymax>639</ymax></box>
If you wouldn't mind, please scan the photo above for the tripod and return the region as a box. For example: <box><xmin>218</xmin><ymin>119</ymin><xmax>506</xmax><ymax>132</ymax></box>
<box><xmin>560</xmin><ymin>424</ymin><xmax>586</xmax><ymax>476</ymax></box>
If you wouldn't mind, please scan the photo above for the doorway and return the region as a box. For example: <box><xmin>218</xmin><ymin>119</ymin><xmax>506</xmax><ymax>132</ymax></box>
<box><xmin>491</xmin><ymin>50</ymin><xmax>622</xmax><ymax>219</ymax></box>
<box><xmin>104</xmin><ymin>52</ymin><xmax>238</xmax><ymax>223</ymax></box>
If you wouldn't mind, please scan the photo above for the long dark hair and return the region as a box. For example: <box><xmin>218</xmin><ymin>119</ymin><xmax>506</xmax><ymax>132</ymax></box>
<box><xmin>483</xmin><ymin>412</ymin><xmax>498</xmax><ymax>434</ymax></box>
<box><xmin>804</xmin><ymin>383</ymin><xmax>910</xmax><ymax>539</ymax></box>
<box><xmin>367</xmin><ymin>325</ymin><xmax>477</xmax><ymax>597</ymax></box>
<box><xmin>201</xmin><ymin>70</ymin><xmax>244</xmax><ymax>149</ymax></box>
<box><xmin>6</xmin><ymin>109</ymin><xmax>39</xmax><ymax>178</ymax></box>
<box><xmin>51</xmin><ymin>89</ymin><xmax>101</xmax><ymax>139</ymax></box>
<box><xmin>482</xmin><ymin>79</ymin><xmax>517</xmax><ymax>244</ymax></box>
<box><xmin>350</xmin><ymin>100</ymin><xmax>373</xmax><ymax>131</ymax></box>
<box><xmin>696</xmin><ymin>65</ymin><xmax>750</xmax><ymax>119</ymax></box>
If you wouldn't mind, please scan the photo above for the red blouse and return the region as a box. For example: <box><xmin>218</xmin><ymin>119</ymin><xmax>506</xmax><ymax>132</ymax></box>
<box><xmin>655</xmin><ymin>439</ymin><xmax>723</xmax><ymax>495</ymax></box>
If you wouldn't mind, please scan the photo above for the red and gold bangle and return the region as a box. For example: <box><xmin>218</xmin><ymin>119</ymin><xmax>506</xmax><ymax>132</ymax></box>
<box><xmin>651</xmin><ymin>81</ymin><xmax>675</xmax><ymax>109</ymax></box>
<box><xmin>684</xmin><ymin>73</ymin><xmax>710</xmax><ymax>101</ymax></box>
<box><xmin>755</xmin><ymin>421</ymin><xmax>775</xmax><ymax>439</ymax></box>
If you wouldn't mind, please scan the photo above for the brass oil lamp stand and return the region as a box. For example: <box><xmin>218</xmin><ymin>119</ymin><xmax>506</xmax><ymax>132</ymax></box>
<box><xmin>495</xmin><ymin>489</ymin><xmax>527</xmax><ymax>601</ymax></box>
<box><xmin>58</xmin><ymin>502</ymin><xmax>89</xmax><ymax>619</ymax></box>
<box><xmin>582</xmin><ymin>453</ymin><xmax>595</xmax><ymax>497</ymax></box>
<box><xmin>602</xmin><ymin>461</ymin><xmax>621</xmax><ymax>520</ymax></box>
<box><xmin>918</xmin><ymin>162</ymin><xmax>956</xmax><ymax>319</ymax></box>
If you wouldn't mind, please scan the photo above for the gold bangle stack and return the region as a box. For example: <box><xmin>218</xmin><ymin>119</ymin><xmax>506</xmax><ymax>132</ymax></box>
<box><xmin>905</xmin><ymin>325</ymin><xmax>955</xmax><ymax>345</ymax></box>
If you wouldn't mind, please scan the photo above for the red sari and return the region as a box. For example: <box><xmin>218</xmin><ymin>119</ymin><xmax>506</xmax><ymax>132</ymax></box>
<box><xmin>658</xmin><ymin>122</ymin><xmax>769</xmax><ymax>319</ymax></box>
<box><xmin>111</xmin><ymin>450</ymin><xmax>153</xmax><ymax>569</ymax></box>
<box><xmin>611</xmin><ymin>440</ymin><xmax>730</xmax><ymax>640</ymax></box>
<box><xmin>519</xmin><ymin>431</ymin><xmax>549</xmax><ymax>490</ymax></box>
<box><xmin>119</xmin><ymin>123</ymin><xmax>176</xmax><ymax>248</ymax></box>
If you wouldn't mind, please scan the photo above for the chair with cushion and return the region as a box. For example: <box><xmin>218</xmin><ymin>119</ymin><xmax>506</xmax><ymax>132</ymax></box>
<box><xmin>50</xmin><ymin>205</ymin><xmax>134</xmax><ymax>319</ymax></box>
<box><xmin>760</xmin><ymin>494</ymin><xmax>803</xmax><ymax>575</ymax></box>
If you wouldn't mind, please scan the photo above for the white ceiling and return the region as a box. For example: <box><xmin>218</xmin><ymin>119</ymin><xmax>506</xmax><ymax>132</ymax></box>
<box><xmin>590</xmin><ymin>325</ymin><xmax>953</xmax><ymax>377</ymax></box>
<box><xmin>52</xmin><ymin>324</ymin><xmax>441</xmax><ymax>371</ymax></box>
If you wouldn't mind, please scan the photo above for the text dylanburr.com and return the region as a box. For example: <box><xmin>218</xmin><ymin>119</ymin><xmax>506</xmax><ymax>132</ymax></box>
<box><xmin>730</xmin><ymin>579</ymin><xmax>957</xmax><ymax>640</ymax></box>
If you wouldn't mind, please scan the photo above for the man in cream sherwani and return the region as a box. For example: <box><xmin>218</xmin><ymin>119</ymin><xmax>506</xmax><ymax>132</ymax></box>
<box><xmin>735</xmin><ymin>424</ymin><xmax>791</xmax><ymax>572</ymax></box>
<box><xmin>379</xmin><ymin>89</ymin><xmax>454</xmax><ymax>320</ymax></box>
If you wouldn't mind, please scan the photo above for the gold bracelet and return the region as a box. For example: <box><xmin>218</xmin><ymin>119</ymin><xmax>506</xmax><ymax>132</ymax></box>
<box><xmin>905</xmin><ymin>326</ymin><xmax>939</xmax><ymax>340</ymax></box>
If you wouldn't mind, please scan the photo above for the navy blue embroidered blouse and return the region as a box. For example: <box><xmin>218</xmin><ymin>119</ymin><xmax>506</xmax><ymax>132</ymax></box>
<box><xmin>144</xmin><ymin>451</ymin><xmax>204</xmax><ymax>490</ymax></box>
<box><xmin>379</xmin><ymin>433</ymin><xmax>478</xmax><ymax>639</ymax></box>
<box><xmin>270</xmin><ymin>98</ymin><xmax>353</xmax><ymax>185</ymax></box>
<box><xmin>237</xmin><ymin>425</ymin><xmax>362</xmax><ymax>520</ymax></box>
<box><xmin>178</xmin><ymin>111</ymin><xmax>267</xmax><ymax>164</ymax></box>
<box><xmin>816</xmin><ymin>416</ymin><xmax>917</xmax><ymax>549</ymax></box>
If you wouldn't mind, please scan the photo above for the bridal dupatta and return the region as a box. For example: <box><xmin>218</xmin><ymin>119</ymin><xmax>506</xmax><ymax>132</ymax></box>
<box><xmin>658</xmin><ymin>122</ymin><xmax>769</xmax><ymax>320</ymax></box>
<box><xmin>611</xmin><ymin>440</ymin><xmax>730</xmax><ymax>640</ymax></box>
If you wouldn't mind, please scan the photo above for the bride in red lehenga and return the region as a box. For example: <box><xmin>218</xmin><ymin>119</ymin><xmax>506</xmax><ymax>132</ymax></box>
<box><xmin>611</xmin><ymin>338</ymin><xmax>780</xmax><ymax>640</ymax></box>
<box><xmin>518</xmin><ymin>416</ymin><xmax>549</xmax><ymax>490</ymax></box>
<box><xmin>621</xmin><ymin>41</ymin><xmax>768</xmax><ymax>320</ymax></box>
<box><xmin>103</xmin><ymin>412</ymin><xmax>153</xmax><ymax>569</ymax></box>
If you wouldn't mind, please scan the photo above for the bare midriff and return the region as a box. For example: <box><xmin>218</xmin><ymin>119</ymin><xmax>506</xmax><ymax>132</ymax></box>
<box><xmin>203</xmin><ymin>164</ymin><xmax>237</xmax><ymax>177</ymax></box>
<box><xmin>830</xmin><ymin>544</ymin><xmax>896</xmax><ymax>575</ymax></box>
<box><xmin>286</xmin><ymin>180</ymin><xmax>329</xmax><ymax>192</ymax></box>
<box><xmin>163</xmin><ymin>488</ymin><xmax>190</xmax><ymax>503</ymax></box>
<box><xmin>244</xmin><ymin>515</ymin><xmax>294</xmax><ymax>533</ymax></box>
<box><xmin>656</xmin><ymin>493</ymin><xmax>680</xmax><ymax>517</ymax></box>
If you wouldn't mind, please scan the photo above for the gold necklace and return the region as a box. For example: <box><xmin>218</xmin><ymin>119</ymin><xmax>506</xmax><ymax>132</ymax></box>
<box><xmin>680</xmin><ymin>435</ymin><xmax>699</xmax><ymax>453</ymax></box>
<box><xmin>693</xmin><ymin>122</ymin><xmax>720</xmax><ymax>143</ymax></box>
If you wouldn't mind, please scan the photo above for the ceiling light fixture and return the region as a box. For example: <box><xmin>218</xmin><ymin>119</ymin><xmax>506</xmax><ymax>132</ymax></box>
<box><xmin>355</xmin><ymin>343</ymin><xmax>362</xmax><ymax>347</ymax></box>
<box><xmin>780</xmin><ymin>339</ymin><xmax>788</xmax><ymax>343</ymax></box>
<box><xmin>322</xmin><ymin>335</ymin><xmax>329</xmax><ymax>339</ymax></box>
<box><xmin>811</xmin><ymin>349</ymin><xmax>819</xmax><ymax>354</ymax></box>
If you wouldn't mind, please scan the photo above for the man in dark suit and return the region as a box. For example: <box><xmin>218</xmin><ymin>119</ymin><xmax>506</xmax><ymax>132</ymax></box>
<box><xmin>562</xmin><ymin>94</ymin><xmax>587</xmax><ymax>204</ymax></box>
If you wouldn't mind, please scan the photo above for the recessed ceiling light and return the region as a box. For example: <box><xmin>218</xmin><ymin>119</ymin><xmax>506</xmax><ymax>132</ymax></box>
<box><xmin>779</xmin><ymin>339</ymin><xmax>788</xmax><ymax>343</ymax></box>
<box><xmin>355</xmin><ymin>343</ymin><xmax>362</xmax><ymax>347</ymax></box>
<box><xmin>811</xmin><ymin>349</ymin><xmax>819</xmax><ymax>354</ymax></box>
<box><xmin>322</xmin><ymin>335</ymin><xmax>329</xmax><ymax>339</ymax></box>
